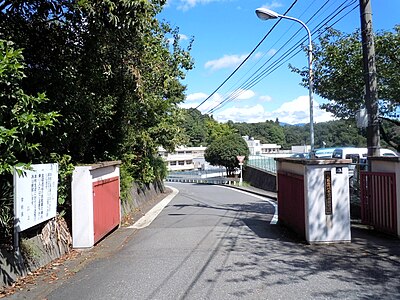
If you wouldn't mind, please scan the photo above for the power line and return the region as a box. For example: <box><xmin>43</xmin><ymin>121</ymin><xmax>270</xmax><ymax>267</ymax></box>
<box><xmin>207</xmin><ymin>0</ymin><xmax>333</xmax><ymax>114</ymax></box>
<box><xmin>194</xmin><ymin>0</ymin><xmax>299</xmax><ymax>110</ymax></box>
<box><xmin>206</xmin><ymin>0</ymin><xmax>359</xmax><ymax>114</ymax></box>
<box><xmin>207</xmin><ymin>0</ymin><xmax>357</xmax><ymax>114</ymax></box>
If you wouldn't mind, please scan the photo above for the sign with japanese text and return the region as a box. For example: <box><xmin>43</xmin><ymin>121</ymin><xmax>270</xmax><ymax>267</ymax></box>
<box><xmin>14</xmin><ymin>163</ymin><xmax>58</xmax><ymax>232</ymax></box>
<box><xmin>324</xmin><ymin>170</ymin><xmax>333</xmax><ymax>215</ymax></box>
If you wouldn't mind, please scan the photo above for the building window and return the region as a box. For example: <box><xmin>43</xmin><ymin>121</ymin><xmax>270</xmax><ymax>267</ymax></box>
<box><xmin>178</xmin><ymin>161</ymin><xmax>185</xmax><ymax>165</ymax></box>
<box><xmin>170</xmin><ymin>161</ymin><xmax>177</xmax><ymax>166</ymax></box>
<box><xmin>186</xmin><ymin>151</ymin><xmax>192</xmax><ymax>154</ymax></box>
<box><xmin>177</xmin><ymin>151</ymin><xmax>184</xmax><ymax>154</ymax></box>
<box><xmin>186</xmin><ymin>160</ymin><xmax>192</xmax><ymax>164</ymax></box>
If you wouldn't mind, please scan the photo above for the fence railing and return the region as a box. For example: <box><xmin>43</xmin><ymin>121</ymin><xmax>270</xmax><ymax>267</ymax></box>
<box><xmin>360</xmin><ymin>171</ymin><xmax>397</xmax><ymax>235</ymax></box>
<box><xmin>247</xmin><ymin>156</ymin><xmax>277</xmax><ymax>173</ymax></box>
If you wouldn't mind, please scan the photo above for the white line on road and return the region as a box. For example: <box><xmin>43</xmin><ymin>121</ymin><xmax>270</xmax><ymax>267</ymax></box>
<box><xmin>216</xmin><ymin>186</ymin><xmax>278</xmax><ymax>225</ymax></box>
<box><xmin>128</xmin><ymin>185</ymin><xmax>179</xmax><ymax>229</ymax></box>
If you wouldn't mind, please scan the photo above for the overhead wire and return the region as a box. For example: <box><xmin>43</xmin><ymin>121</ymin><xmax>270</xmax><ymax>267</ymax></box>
<box><xmin>194</xmin><ymin>0</ymin><xmax>299</xmax><ymax>110</ymax></box>
<box><xmin>207</xmin><ymin>0</ymin><xmax>331</xmax><ymax>114</ymax></box>
<box><xmin>220</xmin><ymin>0</ymin><xmax>320</xmax><ymax>101</ymax></box>
<box><xmin>206</xmin><ymin>0</ymin><xmax>359</xmax><ymax>114</ymax></box>
<box><xmin>207</xmin><ymin>0</ymin><xmax>357</xmax><ymax>114</ymax></box>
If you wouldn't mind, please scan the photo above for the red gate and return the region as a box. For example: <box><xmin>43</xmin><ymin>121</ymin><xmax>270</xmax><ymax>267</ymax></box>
<box><xmin>93</xmin><ymin>177</ymin><xmax>120</xmax><ymax>244</ymax></box>
<box><xmin>360</xmin><ymin>171</ymin><xmax>397</xmax><ymax>235</ymax></box>
<box><xmin>277</xmin><ymin>171</ymin><xmax>305</xmax><ymax>238</ymax></box>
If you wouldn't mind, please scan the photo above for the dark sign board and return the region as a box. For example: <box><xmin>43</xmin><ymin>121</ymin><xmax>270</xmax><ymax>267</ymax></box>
<box><xmin>324</xmin><ymin>170</ymin><xmax>333</xmax><ymax>215</ymax></box>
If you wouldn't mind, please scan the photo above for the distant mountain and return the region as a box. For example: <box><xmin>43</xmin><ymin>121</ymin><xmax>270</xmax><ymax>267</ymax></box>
<box><xmin>280</xmin><ymin>122</ymin><xmax>306</xmax><ymax>127</ymax></box>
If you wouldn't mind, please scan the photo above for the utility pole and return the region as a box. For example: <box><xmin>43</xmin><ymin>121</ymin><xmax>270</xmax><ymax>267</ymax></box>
<box><xmin>359</xmin><ymin>0</ymin><xmax>380</xmax><ymax>158</ymax></box>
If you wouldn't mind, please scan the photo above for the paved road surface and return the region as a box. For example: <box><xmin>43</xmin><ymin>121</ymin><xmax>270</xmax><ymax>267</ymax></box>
<box><xmin>11</xmin><ymin>183</ymin><xmax>400</xmax><ymax>299</ymax></box>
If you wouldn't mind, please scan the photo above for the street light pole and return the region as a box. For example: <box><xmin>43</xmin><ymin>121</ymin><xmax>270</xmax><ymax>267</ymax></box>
<box><xmin>256</xmin><ymin>8</ymin><xmax>315</xmax><ymax>157</ymax></box>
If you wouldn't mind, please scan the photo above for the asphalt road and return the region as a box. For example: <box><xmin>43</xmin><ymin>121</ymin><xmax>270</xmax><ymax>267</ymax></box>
<box><xmin>23</xmin><ymin>183</ymin><xmax>400</xmax><ymax>299</ymax></box>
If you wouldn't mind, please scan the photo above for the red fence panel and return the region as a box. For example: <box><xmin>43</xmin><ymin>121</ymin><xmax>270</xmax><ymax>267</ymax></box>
<box><xmin>93</xmin><ymin>177</ymin><xmax>120</xmax><ymax>244</ymax></box>
<box><xmin>278</xmin><ymin>171</ymin><xmax>305</xmax><ymax>238</ymax></box>
<box><xmin>360</xmin><ymin>171</ymin><xmax>397</xmax><ymax>235</ymax></box>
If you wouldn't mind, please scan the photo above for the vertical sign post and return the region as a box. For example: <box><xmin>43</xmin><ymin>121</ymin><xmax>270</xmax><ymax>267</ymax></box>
<box><xmin>236</xmin><ymin>156</ymin><xmax>245</xmax><ymax>186</ymax></box>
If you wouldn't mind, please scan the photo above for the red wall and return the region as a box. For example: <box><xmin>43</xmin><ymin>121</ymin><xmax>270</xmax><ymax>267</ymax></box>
<box><xmin>277</xmin><ymin>171</ymin><xmax>305</xmax><ymax>238</ymax></box>
<box><xmin>93</xmin><ymin>177</ymin><xmax>120</xmax><ymax>244</ymax></box>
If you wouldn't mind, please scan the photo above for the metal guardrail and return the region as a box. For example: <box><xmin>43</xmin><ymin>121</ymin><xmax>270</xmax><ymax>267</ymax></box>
<box><xmin>166</xmin><ymin>168</ymin><xmax>241</xmax><ymax>185</ymax></box>
<box><xmin>165</xmin><ymin>178</ymin><xmax>241</xmax><ymax>185</ymax></box>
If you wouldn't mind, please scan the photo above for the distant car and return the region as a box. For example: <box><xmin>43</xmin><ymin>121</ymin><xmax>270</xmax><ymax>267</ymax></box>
<box><xmin>332</xmin><ymin>147</ymin><xmax>398</xmax><ymax>160</ymax></box>
<box><xmin>332</xmin><ymin>147</ymin><xmax>398</xmax><ymax>181</ymax></box>
<box><xmin>314</xmin><ymin>148</ymin><xmax>336</xmax><ymax>158</ymax></box>
<box><xmin>290</xmin><ymin>153</ymin><xmax>310</xmax><ymax>159</ymax></box>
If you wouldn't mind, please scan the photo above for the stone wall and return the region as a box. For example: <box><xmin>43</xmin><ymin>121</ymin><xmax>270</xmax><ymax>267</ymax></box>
<box><xmin>0</xmin><ymin>217</ymin><xmax>71</xmax><ymax>288</ymax></box>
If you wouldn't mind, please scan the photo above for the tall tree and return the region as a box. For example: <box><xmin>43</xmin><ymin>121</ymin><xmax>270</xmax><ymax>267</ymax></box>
<box><xmin>290</xmin><ymin>27</ymin><xmax>399</xmax><ymax>150</ymax></box>
<box><xmin>0</xmin><ymin>0</ymin><xmax>193</xmax><ymax>182</ymax></box>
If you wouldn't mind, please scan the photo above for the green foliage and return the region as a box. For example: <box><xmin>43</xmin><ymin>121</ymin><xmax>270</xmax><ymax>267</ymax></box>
<box><xmin>0</xmin><ymin>1</ymin><xmax>194</xmax><ymax>234</ymax></box>
<box><xmin>119</xmin><ymin>153</ymin><xmax>167</xmax><ymax>203</ymax></box>
<box><xmin>290</xmin><ymin>26</ymin><xmax>400</xmax><ymax>150</ymax></box>
<box><xmin>180</xmin><ymin>108</ymin><xmax>210</xmax><ymax>146</ymax></box>
<box><xmin>0</xmin><ymin>40</ymin><xmax>59</xmax><ymax>175</ymax></box>
<box><xmin>0</xmin><ymin>175</ymin><xmax>13</xmax><ymax>242</ymax></box>
<box><xmin>205</xmin><ymin>133</ymin><xmax>249</xmax><ymax>176</ymax></box>
<box><xmin>181</xmin><ymin>108</ymin><xmax>238</xmax><ymax>146</ymax></box>
<box><xmin>290</xmin><ymin>27</ymin><xmax>399</xmax><ymax>118</ymax></box>
<box><xmin>1</xmin><ymin>1</ymin><xmax>193</xmax><ymax>182</ymax></box>
<box><xmin>49</xmin><ymin>153</ymin><xmax>75</xmax><ymax>216</ymax></box>
<box><xmin>205</xmin><ymin>119</ymin><xmax>237</xmax><ymax>144</ymax></box>
<box><xmin>232</xmin><ymin>120</ymin><xmax>285</xmax><ymax>145</ymax></box>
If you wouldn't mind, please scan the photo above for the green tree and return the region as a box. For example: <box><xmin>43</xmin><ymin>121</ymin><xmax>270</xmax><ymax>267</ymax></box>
<box><xmin>0</xmin><ymin>40</ymin><xmax>59</xmax><ymax>238</ymax></box>
<box><xmin>290</xmin><ymin>27</ymin><xmax>399</xmax><ymax>150</ymax></box>
<box><xmin>205</xmin><ymin>119</ymin><xmax>237</xmax><ymax>145</ymax></box>
<box><xmin>204</xmin><ymin>134</ymin><xmax>249</xmax><ymax>176</ymax></box>
<box><xmin>180</xmin><ymin>108</ymin><xmax>210</xmax><ymax>146</ymax></box>
<box><xmin>0</xmin><ymin>40</ymin><xmax>59</xmax><ymax>175</ymax></box>
<box><xmin>0</xmin><ymin>1</ymin><xmax>193</xmax><ymax>184</ymax></box>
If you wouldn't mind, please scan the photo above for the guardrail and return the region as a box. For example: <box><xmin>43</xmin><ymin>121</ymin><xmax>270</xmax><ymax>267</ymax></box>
<box><xmin>165</xmin><ymin>177</ymin><xmax>240</xmax><ymax>185</ymax></box>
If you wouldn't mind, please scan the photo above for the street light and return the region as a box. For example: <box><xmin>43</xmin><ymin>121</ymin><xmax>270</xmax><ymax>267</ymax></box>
<box><xmin>255</xmin><ymin>8</ymin><xmax>315</xmax><ymax>157</ymax></box>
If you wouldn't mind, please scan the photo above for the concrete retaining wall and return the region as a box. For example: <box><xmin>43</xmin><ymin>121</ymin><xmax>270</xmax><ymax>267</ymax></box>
<box><xmin>243</xmin><ymin>166</ymin><xmax>277</xmax><ymax>192</ymax></box>
<box><xmin>121</xmin><ymin>180</ymin><xmax>165</xmax><ymax>217</ymax></box>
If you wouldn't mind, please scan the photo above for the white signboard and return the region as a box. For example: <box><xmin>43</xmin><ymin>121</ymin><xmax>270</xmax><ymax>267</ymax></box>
<box><xmin>14</xmin><ymin>163</ymin><xmax>58</xmax><ymax>232</ymax></box>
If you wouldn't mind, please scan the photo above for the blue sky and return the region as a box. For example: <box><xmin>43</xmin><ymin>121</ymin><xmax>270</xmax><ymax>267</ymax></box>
<box><xmin>158</xmin><ymin>0</ymin><xmax>400</xmax><ymax>124</ymax></box>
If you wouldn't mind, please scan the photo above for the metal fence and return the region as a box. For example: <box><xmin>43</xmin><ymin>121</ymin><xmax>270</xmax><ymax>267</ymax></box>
<box><xmin>247</xmin><ymin>156</ymin><xmax>277</xmax><ymax>173</ymax></box>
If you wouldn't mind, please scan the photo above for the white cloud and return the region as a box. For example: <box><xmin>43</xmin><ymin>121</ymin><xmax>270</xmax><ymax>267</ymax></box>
<box><xmin>267</xmin><ymin>49</ymin><xmax>277</xmax><ymax>56</ymax></box>
<box><xmin>259</xmin><ymin>95</ymin><xmax>272</xmax><ymax>102</ymax></box>
<box><xmin>215</xmin><ymin>104</ymin><xmax>268</xmax><ymax>123</ymax></box>
<box><xmin>232</xmin><ymin>89</ymin><xmax>255</xmax><ymax>100</ymax></box>
<box><xmin>254</xmin><ymin>49</ymin><xmax>276</xmax><ymax>59</ymax></box>
<box><xmin>204</xmin><ymin>54</ymin><xmax>247</xmax><ymax>71</ymax></box>
<box><xmin>186</xmin><ymin>92</ymin><xmax>208</xmax><ymax>102</ymax></box>
<box><xmin>181</xmin><ymin>92</ymin><xmax>224</xmax><ymax>112</ymax></box>
<box><xmin>205</xmin><ymin>50</ymin><xmax>276</xmax><ymax>72</ymax></box>
<box><xmin>213</xmin><ymin>95</ymin><xmax>335</xmax><ymax>124</ymax></box>
<box><xmin>261</xmin><ymin>1</ymin><xmax>283</xmax><ymax>10</ymax></box>
<box><xmin>167</xmin><ymin>33</ymin><xmax>189</xmax><ymax>45</ymax></box>
<box><xmin>177</xmin><ymin>0</ymin><xmax>218</xmax><ymax>11</ymax></box>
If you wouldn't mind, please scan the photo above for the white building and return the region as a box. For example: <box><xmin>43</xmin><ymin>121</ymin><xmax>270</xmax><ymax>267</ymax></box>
<box><xmin>242</xmin><ymin>136</ymin><xmax>282</xmax><ymax>155</ymax></box>
<box><xmin>158</xmin><ymin>146</ymin><xmax>208</xmax><ymax>171</ymax></box>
